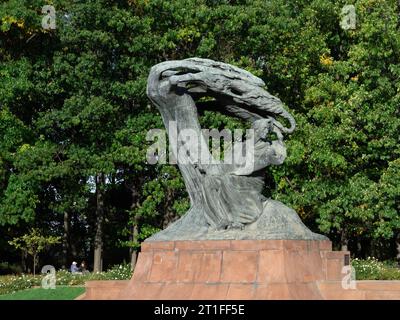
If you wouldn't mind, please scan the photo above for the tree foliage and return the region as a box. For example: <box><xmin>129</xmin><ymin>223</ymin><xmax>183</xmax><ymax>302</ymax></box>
<box><xmin>8</xmin><ymin>228</ymin><xmax>61</xmax><ymax>275</ymax></box>
<box><xmin>0</xmin><ymin>0</ymin><xmax>399</xmax><ymax>270</ymax></box>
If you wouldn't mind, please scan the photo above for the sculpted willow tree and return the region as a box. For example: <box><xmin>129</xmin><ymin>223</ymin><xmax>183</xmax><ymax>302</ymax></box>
<box><xmin>146</xmin><ymin>58</ymin><xmax>326</xmax><ymax>241</ymax></box>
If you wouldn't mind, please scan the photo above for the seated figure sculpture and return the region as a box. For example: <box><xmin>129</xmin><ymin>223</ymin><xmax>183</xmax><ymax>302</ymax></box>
<box><xmin>146</xmin><ymin>58</ymin><xmax>327</xmax><ymax>241</ymax></box>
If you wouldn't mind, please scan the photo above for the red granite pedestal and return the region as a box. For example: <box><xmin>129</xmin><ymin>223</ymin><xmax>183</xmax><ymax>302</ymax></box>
<box><xmin>79</xmin><ymin>240</ymin><xmax>400</xmax><ymax>300</ymax></box>
<box><xmin>119</xmin><ymin>239</ymin><xmax>341</xmax><ymax>300</ymax></box>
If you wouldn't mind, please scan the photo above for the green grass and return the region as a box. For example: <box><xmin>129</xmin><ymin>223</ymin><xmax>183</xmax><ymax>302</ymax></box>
<box><xmin>0</xmin><ymin>286</ymin><xmax>85</xmax><ymax>300</ymax></box>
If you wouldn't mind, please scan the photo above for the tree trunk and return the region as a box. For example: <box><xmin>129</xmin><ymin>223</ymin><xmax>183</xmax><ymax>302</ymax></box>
<box><xmin>356</xmin><ymin>239</ymin><xmax>362</xmax><ymax>256</ymax></box>
<box><xmin>93</xmin><ymin>173</ymin><xmax>105</xmax><ymax>273</ymax></box>
<box><xmin>62</xmin><ymin>211</ymin><xmax>71</xmax><ymax>269</ymax></box>
<box><xmin>33</xmin><ymin>253</ymin><xmax>36</xmax><ymax>276</ymax></box>
<box><xmin>21</xmin><ymin>251</ymin><xmax>27</xmax><ymax>273</ymax></box>
<box><xmin>129</xmin><ymin>182</ymin><xmax>140</xmax><ymax>270</ymax></box>
<box><xmin>162</xmin><ymin>189</ymin><xmax>177</xmax><ymax>229</ymax></box>
<box><xmin>129</xmin><ymin>246</ymin><xmax>137</xmax><ymax>269</ymax></box>
<box><xmin>341</xmin><ymin>230</ymin><xmax>348</xmax><ymax>251</ymax></box>
<box><xmin>370</xmin><ymin>239</ymin><xmax>380</xmax><ymax>259</ymax></box>
<box><xmin>396</xmin><ymin>234</ymin><xmax>400</xmax><ymax>267</ymax></box>
<box><xmin>130</xmin><ymin>251</ymin><xmax>138</xmax><ymax>270</ymax></box>
<box><xmin>130</xmin><ymin>223</ymin><xmax>139</xmax><ymax>269</ymax></box>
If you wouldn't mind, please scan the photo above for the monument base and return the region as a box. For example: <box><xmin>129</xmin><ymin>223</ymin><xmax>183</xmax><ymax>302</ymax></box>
<box><xmin>80</xmin><ymin>240</ymin><xmax>400</xmax><ymax>300</ymax></box>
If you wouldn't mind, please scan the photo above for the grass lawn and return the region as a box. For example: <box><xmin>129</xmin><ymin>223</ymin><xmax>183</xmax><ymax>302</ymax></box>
<box><xmin>0</xmin><ymin>286</ymin><xmax>85</xmax><ymax>300</ymax></box>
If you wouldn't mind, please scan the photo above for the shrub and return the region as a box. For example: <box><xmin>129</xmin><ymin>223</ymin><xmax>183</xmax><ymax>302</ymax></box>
<box><xmin>352</xmin><ymin>257</ymin><xmax>400</xmax><ymax>280</ymax></box>
<box><xmin>0</xmin><ymin>274</ymin><xmax>41</xmax><ymax>295</ymax></box>
<box><xmin>379</xmin><ymin>268</ymin><xmax>400</xmax><ymax>281</ymax></box>
<box><xmin>0</xmin><ymin>263</ymin><xmax>133</xmax><ymax>296</ymax></box>
<box><xmin>102</xmin><ymin>263</ymin><xmax>133</xmax><ymax>280</ymax></box>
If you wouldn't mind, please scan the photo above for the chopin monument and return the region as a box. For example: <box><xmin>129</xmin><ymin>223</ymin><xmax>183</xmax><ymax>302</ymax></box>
<box><xmin>146</xmin><ymin>57</ymin><xmax>326</xmax><ymax>242</ymax></box>
<box><xmin>81</xmin><ymin>59</ymin><xmax>400</xmax><ymax>300</ymax></box>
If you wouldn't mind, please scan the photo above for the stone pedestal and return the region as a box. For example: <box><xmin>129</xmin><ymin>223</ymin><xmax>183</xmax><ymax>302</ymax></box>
<box><xmin>80</xmin><ymin>239</ymin><xmax>400</xmax><ymax>300</ymax></box>
<box><xmin>116</xmin><ymin>240</ymin><xmax>345</xmax><ymax>300</ymax></box>
<box><xmin>81</xmin><ymin>239</ymin><xmax>362</xmax><ymax>300</ymax></box>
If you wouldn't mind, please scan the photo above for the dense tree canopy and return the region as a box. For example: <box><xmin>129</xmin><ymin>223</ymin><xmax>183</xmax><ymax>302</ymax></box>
<box><xmin>0</xmin><ymin>0</ymin><xmax>399</xmax><ymax>272</ymax></box>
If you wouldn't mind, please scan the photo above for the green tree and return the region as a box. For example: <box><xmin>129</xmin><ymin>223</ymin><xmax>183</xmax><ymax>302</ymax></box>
<box><xmin>1</xmin><ymin>0</ymin><xmax>399</xmax><ymax>269</ymax></box>
<box><xmin>269</xmin><ymin>0</ymin><xmax>400</xmax><ymax>256</ymax></box>
<box><xmin>9</xmin><ymin>228</ymin><xmax>61</xmax><ymax>276</ymax></box>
